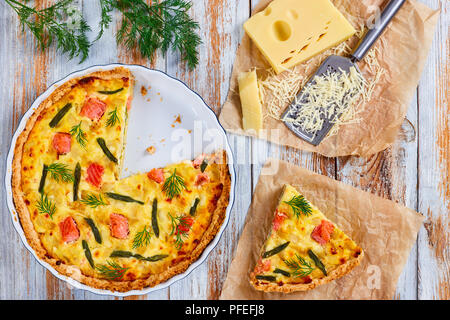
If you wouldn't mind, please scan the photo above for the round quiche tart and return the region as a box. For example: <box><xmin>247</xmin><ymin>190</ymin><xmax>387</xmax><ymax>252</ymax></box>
<box><xmin>11</xmin><ymin>67</ymin><xmax>231</xmax><ymax>292</ymax></box>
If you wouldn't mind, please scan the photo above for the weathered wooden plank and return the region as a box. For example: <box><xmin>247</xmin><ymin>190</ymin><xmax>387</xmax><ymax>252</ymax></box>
<box><xmin>0</xmin><ymin>0</ymin><xmax>64</xmax><ymax>300</ymax></box>
<box><xmin>417</xmin><ymin>0</ymin><xmax>449</xmax><ymax>301</ymax></box>
<box><xmin>165</xmin><ymin>0</ymin><xmax>251</xmax><ymax>299</ymax></box>
<box><xmin>334</xmin><ymin>101</ymin><xmax>420</xmax><ymax>300</ymax></box>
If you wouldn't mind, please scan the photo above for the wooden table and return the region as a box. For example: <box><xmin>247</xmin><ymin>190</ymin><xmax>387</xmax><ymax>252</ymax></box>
<box><xmin>0</xmin><ymin>0</ymin><xmax>447</xmax><ymax>300</ymax></box>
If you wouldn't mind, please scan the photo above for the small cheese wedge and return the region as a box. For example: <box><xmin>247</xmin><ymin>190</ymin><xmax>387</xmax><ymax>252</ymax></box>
<box><xmin>244</xmin><ymin>0</ymin><xmax>356</xmax><ymax>74</ymax></box>
<box><xmin>238</xmin><ymin>69</ymin><xmax>263</xmax><ymax>132</ymax></box>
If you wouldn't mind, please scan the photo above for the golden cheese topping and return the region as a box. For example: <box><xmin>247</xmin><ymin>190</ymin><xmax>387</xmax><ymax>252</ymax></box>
<box><xmin>252</xmin><ymin>185</ymin><xmax>362</xmax><ymax>286</ymax></box>
<box><xmin>19</xmin><ymin>72</ymin><xmax>226</xmax><ymax>282</ymax></box>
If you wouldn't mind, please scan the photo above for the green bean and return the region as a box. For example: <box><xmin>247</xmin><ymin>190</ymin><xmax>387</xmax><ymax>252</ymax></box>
<box><xmin>82</xmin><ymin>240</ymin><xmax>95</xmax><ymax>268</ymax></box>
<box><xmin>151</xmin><ymin>198</ymin><xmax>159</xmax><ymax>238</ymax></box>
<box><xmin>96</xmin><ymin>138</ymin><xmax>118</xmax><ymax>163</ymax></box>
<box><xmin>189</xmin><ymin>198</ymin><xmax>200</xmax><ymax>216</ymax></box>
<box><xmin>262</xmin><ymin>241</ymin><xmax>290</xmax><ymax>258</ymax></box>
<box><xmin>105</xmin><ymin>192</ymin><xmax>144</xmax><ymax>205</ymax></box>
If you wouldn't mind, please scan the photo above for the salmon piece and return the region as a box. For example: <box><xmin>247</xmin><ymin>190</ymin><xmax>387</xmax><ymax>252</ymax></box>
<box><xmin>59</xmin><ymin>217</ymin><xmax>80</xmax><ymax>243</ymax></box>
<box><xmin>272</xmin><ymin>210</ymin><xmax>288</xmax><ymax>232</ymax></box>
<box><xmin>86</xmin><ymin>163</ymin><xmax>104</xmax><ymax>188</ymax></box>
<box><xmin>254</xmin><ymin>259</ymin><xmax>271</xmax><ymax>274</ymax></box>
<box><xmin>110</xmin><ymin>213</ymin><xmax>129</xmax><ymax>239</ymax></box>
<box><xmin>52</xmin><ymin>132</ymin><xmax>71</xmax><ymax>155</ymax></box>
<box><xmin>195</xmin><ymin>173</ymin><xmax>210</xmax><ymax>186</ymax></box>
<box><xmin>80</xmin><ymin>97</ymin><xmax>107</xmax><ymax>120</ymax></box>
<box><xmin>147</xmin><ymin>168</ymin><xmax>165</xmax><ymax>184</ymax></box>
<box><xmin>311</xmin><ymin>220</ymin><xmax>335</xmax><ymax>245</ymax></box>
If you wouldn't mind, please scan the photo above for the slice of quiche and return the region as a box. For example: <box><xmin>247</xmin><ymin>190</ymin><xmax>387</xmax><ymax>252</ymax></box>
<box><xmin>250</xmin><ymin>184</ymin><xmax>363</xmax><ymax>293</ymax></box>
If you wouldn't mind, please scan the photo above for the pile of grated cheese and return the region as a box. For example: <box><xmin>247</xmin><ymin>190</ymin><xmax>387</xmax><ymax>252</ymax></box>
<box><xmin>258</xmin><ymin>22</ymin><xmax>385</xmax><ymax>140</ymax></box>
<box><xmin>282</xmin><ymin>66</ymin><xmax>366</xmax><ymax>137</ymax></box>
<box><xmin>258</xmin><ymin>68</ymin><xmax>308</xmax><ymax>120</ymax></box>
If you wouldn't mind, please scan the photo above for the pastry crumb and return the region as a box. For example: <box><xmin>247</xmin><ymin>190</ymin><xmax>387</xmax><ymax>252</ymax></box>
<box><xmin>141</xmin><ymin>86</ymin><xmax>148</xmax><ymax>96</ymax></box>
<box><xmin>146</xmin><ymin>146</ymin><xmax>156</xmax><ymax>155</ymax></box>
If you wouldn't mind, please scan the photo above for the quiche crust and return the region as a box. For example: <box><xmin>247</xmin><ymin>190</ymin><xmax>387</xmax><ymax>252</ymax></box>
<box><xmin>11</xmin><ymin>67</ymin><xmax>231</xmax><ymax>292</ymax></box>
<box><xmin>249</xmin><ymin>185</ymin><xmax>364</xmax><ymax>293</ymax></box>
<box><xmin>250</xmin><ymin>251</ymin><xmax>364</xmax><ymax>293</ymax></box>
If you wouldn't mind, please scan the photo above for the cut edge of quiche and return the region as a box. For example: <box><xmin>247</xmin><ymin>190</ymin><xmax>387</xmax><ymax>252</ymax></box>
<box><xmin>250</xmin><ymin>184</ymin><xmax>364</xmax><ymax>293</ymax></box>
<box><xmin>11</xmin><ymin>67</ymin><xmax>232</xmax><ymax>292</ymax></box>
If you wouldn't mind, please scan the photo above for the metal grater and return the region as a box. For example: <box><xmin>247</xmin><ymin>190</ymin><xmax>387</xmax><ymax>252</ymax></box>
<box><xmin>282</xmin><ymin>0</ymin><xmax>406</xmax><ymax>146</ymax></box>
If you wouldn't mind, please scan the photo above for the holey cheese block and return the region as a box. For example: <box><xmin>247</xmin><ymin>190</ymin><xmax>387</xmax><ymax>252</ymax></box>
<box><xmin>250</xmin><ymin>185</ymin><xmax>363</xmax><ymax>293</ymax></box>
<box><xmin>244</xmin><ymin>0</ymin><xmax>356</xmax><ymax>74</ymax></box>
<box><xmin>7</xmin><ymin>65</ymin><xmax>235</xmax><ymax>295</ymax></box>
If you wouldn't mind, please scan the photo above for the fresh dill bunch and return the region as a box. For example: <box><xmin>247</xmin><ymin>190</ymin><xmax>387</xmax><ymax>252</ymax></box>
<box><xmin>96</xmin><ymin>260</ymin><xmax>129</xmax><ymax>280</ymax></box>
<box><xmin>36</xmin><ymin>193</ymin><xmax>56</xmax><ymax>219</ymax></box>
<box><xmin>70</xmin><ymin>121</ymin><xmax>87</xmax><ymax>148</ymax></box>
<box><xmin>162</xmin><ymin>169</ymin><xmax>186</xmax><ymax>199</ymax></box>
<box><xmin>106</xmin><ymin>107</ymin><xmax>120</xmax><ymax>127</ymax></box>
<box><xmin>81</xmin><ymin>193</ymin><xmax>108</xmax><ymax>208</ymax></box>
<box><xmin>284</xmin><ymin>195</ymin><xmax>312</xmax><ymax>219</ymax></box>
<box><xmin>103</xmin><ymin>0</ymin><xmax>201</xmax><ymax>70</ymax></box>
<box><xmin>5</xmin><ymin>0</ymin><xmax>91</xmax><ymax>62</ymax></box>
<box><xmin>96</xmin><ymin>0</ymin><xmax>114</xmax><ymax>41</ymax></box>
<box><xmin>47</xmin><ymin>163</ymin><xmax>74</xmax><ymax>183</ymax></box>
<box><xmin>284</xmin><ymin>254</ymin><xmax>315</xmax><ymax>278</ymax></box>
<box><xmin>132</xmin><ymin>225</ymin><xmax>152</xmax><ymax>249</ymax></box>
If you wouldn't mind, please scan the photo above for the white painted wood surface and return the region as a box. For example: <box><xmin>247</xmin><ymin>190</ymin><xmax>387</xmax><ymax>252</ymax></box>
<box><xmin>0</xmin><ymin>0</ymin><xmax>447</xmax><ymax>300</ymax></box>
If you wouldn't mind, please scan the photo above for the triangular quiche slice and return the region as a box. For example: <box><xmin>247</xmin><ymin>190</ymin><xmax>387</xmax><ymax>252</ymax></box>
<box><xmin>250</xmin><ymin>184</ymin><xmax>364</xmax><ymax>293</ymax></box>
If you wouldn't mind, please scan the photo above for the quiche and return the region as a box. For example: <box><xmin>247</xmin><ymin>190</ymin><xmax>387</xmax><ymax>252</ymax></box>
<box><xmin>11</xmin><ymin>67</ymin><xmax>231</xmax><ymax>292</ymax></box>
<box><xmin>250</xmin><ymin>185</ymin><xmax>363</xmax><ymax>293</ymax></box>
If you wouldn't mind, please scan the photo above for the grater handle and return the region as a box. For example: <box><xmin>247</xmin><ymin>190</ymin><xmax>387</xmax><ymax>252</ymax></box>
<box><xmin>351</xmin><ymin>0</ymin><xmax>406</xmax><ymax>61</ymax></box>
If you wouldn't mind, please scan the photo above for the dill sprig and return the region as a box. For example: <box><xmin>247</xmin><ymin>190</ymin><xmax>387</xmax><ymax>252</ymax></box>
<box><xmin>105</xmin><ymin>107</ymin><xmax>120</xmax><ymax>127</ymax></box>
<box><xmin>81</xmin><ymin>193</ymin><xmax>108</xmax><ymax>208</ymax></box>
<box><xmin>47</xmin><ymin>163</ymin><xmax>74</xmax><ymax>183</ymax></box>
<box><xmin>96</xmin><ymin>260</ymin><xmax>129</xmax><ymax>280</ymax></box>
<box><xmin>36</xmin><ymin>193</ymin><xmax>56</xmax><ymax>219</ymax></box>
<box><xmin>132</xmin><ymin>225</ymin><xmax>152</xmax><ymax>249</ymax></box>
<box><xmin>102</xmin><ymin>0</ymin><xmax>201</xmax><ymax>70</ymax></box>
<box><xmin>70</xmin><ymin>121</ymin><xmax>87</xmax><ymax>148</ymax></box>
<box><xmin>284</xmin><ymin>195</ymin><xmax>312</xmax><ymax>219</ymax></box>
<box><xmin>162</xmin><ymin>169</ymin><xmax>186</xmax><ymax>199</ymax></box>
<box><xmin>5</xmin><ymin>0</ymin><xmax>91</xmax><ymax>62</ymax></box>
<box><xmin>169</xmin><ymin>213</ymin><xmax>193</xmax><ymax>250</ymax></box>
<box><xmin>284</xmin><ymin>254</ymin><xmax>315</xmax><ymax>278</ymax></box>
<box><xmin>96</xmin><ymin>0</ymin><xmax>113</xmax><ymax>41</ymax></box>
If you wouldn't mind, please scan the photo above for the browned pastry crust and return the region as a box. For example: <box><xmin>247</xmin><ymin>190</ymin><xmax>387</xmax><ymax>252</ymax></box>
<box><xmin>249</xmin><ymin>250</ymin><xmax>364</xmax><ymax>293</ymax></box>
<box><xmin>11</xmin><ymin>67</ymin><xmax>231</xmax><ymax>292</ymax></box>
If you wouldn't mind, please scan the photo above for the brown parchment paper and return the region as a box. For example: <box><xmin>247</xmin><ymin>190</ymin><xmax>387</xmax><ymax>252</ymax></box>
<box><xmin>220</xmin><ymin>159</ymin><xmax>424</xmax><ymax>300</ymax></box>
<box><xmin>219</xmin><ymin>0</ymin><xmax>439</xmax><ymax>157</ymax></box>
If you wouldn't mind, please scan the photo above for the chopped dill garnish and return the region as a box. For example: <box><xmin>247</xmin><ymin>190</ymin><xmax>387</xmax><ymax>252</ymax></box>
<box><xmin>96</xmin><ymin>260</ymin><xmax>129</xmax><ymax>280</ymax></box>
<box><xmin>284</xmin><ymin>254</ymin><xmax>315</xmax><ymax>278</ymax></box>
<box><xmin>132</xmin><ymin>225</ymin><xmax>152</xmax><ymax>249</ymax></box>
<box><xmin>162</xmin><ymin>169</ymin><xmax>186</xmax><ymax>199</ymax></box>
<box><xmin>80</xmin><ymin>193</ymin><xmax>108</xmax><ymax>208</ymax></box>
<box><xmin>70</xmin><ymin>121</ymin><xmax>87</xmax><ymax>148</ymax></box>
<box><xmin>47</xmin><ymin>163</ymin><xmax>74</xmax><ymax>183</ymax></box>
<box><xmin>36</xmin><ymin>193</ymin><xmax>56</xmax><ymax>219</ymax></box>
<box><xmin>284</xmin><ymin>195</ymin><xmax>312</xmax><ymax>218</ymax></box>
<box><xmin>106</xmin><ymin>107</ymin><xmax>120</xmax><ymax>127</ymax></box>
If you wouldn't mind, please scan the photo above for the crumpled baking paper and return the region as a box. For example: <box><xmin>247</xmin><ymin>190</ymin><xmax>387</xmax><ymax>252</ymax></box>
<box><xmin>220</xmin><ymin>159</ymin><xmax>424</xmax><ymax>299</ymax></box>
